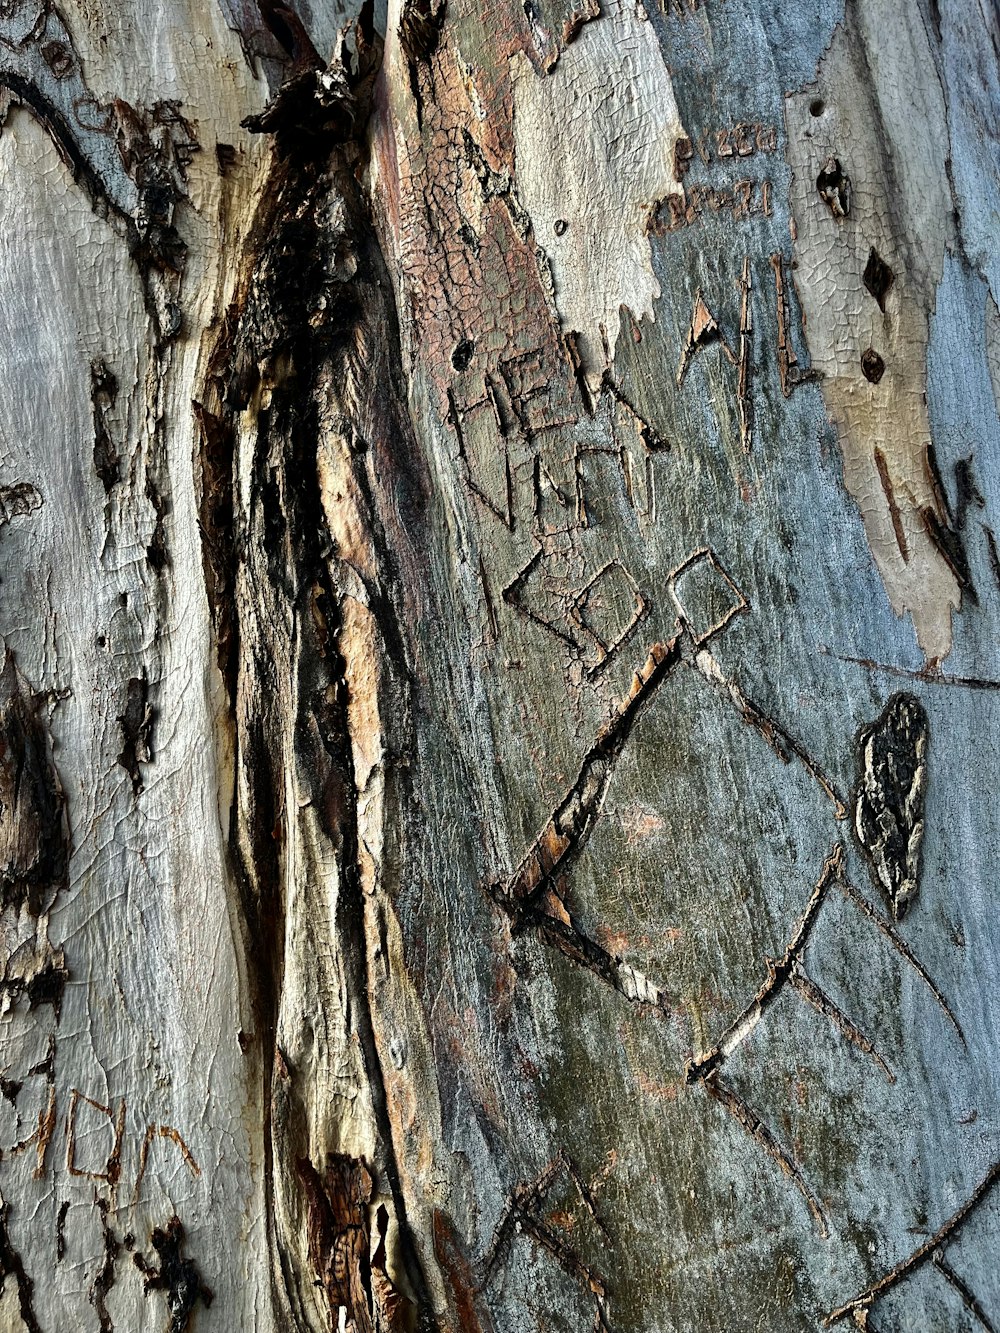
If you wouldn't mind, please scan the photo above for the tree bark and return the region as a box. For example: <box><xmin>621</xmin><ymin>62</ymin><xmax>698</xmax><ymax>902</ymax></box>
<box><xmin>0</xmin><ymin>0</ymin><xmax>998</xmax><ymax>1330</ymax></box>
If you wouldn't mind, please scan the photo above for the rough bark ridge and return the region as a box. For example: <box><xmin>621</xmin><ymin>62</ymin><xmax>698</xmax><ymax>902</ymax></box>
<box><xmin>1</xmin><ymin>0</ymin><xmax>1000</xmax><ymax>1331</ymax></box>
<box><xmin>208</xmin><ymin>17</ymin><xmax>447</xmax><ymax>1324</ymax></box>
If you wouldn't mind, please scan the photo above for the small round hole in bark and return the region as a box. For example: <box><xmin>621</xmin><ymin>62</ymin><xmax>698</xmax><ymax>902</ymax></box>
<box><xmin>451</xmin><ymin>339</ymin><xmax>475</xmax><ymax>371</ymax></box>
<box><xmin>861</xmin><ymin>348</ymin><xmax>885</xmax><ymax>383</ymax></box>
<box><xmin>554</xmin><ymin>219</ymin><xmax>568</xmax><ymax>236</ymax></box>
<box><xmin>809</xmin><ymin>99</ymin><xmax>825</xmax><ymax>117</ymax></box>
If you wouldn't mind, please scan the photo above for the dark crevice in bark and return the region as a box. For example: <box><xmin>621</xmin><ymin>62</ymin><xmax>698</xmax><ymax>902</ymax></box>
<box><xmin>399</xmin><ymin>0</ymin><xmax>446</xmax><ymax>131</ymax></box>
<box><xmin>117</xmin><ymin>672</ymin><xmax>155</xmax><ymax>797</ymax></box>
<box><xmin>209</xmin><ymin>18</ymin><xmax>443</xmax><ymax>1328</ymax></box>
<box><xmin>91</xmin><ymin>359</ymin><xmax>121</xmax><ymax>493</ymax></box>
<box><xmin>55</xmin><ymin>1200</ymin><xmax>69</xmax><ymax>1263</ymax></box>
<box><xmin>0</xmin><ymin>70</ymin><xmax>192</xmax><ymax>284</ymax></box>
<box><xmin>0</xmin><ymin>653</ymin><xmax>69</xmax><ymax>917</ymax></box>
<box><xmin>90</xmin><ymin>1199</ymin><xmax>121</xmax><ymax>1333</ymax></box>
<box><xmin>134</xmin><ymin>1216</ymin><xmax>213</xmax><ymax>1333</ymax></box>
<box><xmin>193</xmin><ymin>396</ymin><xmax>239</xmax><ymax>704</ymax></box>
<box><xmin>0</xmin><ymin>70</ymin><xmax>136</xmax><ymax>239</ymax></box>
<box><xmin>0</xmin><ymin>1199</ymin><xmax>42</xmax><ymax>1333</ymax></box>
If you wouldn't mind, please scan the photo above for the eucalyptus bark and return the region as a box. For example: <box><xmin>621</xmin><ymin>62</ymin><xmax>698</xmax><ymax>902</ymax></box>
<box><xmin>0</xmin><ymin>1</ymin><xmax>999</xmax><ymax>1331</ymax></box>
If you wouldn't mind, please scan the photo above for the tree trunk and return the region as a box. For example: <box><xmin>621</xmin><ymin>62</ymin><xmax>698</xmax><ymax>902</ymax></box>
<box><xmin>0</xmin><ymin>0</ymin><xmax>998</xmax><ymax>1329</ymax></box>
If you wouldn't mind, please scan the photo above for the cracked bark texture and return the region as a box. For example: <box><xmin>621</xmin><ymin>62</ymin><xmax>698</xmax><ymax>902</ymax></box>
<box><xmin>1</xmin><ymin>0</ymin><xmax>999</xmax><ymax>1330</ymax></box>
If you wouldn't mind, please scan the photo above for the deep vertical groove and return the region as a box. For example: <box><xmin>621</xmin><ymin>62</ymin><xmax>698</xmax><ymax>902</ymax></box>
<box><xmin>205</xmin><ymin>30</ymin><xmax>442</xmax><ymax>1327</ymax></box>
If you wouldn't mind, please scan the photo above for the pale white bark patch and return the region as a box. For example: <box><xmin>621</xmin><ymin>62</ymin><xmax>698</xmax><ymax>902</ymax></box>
<box><xmin>0</xmin><ymin>8</ymin><xmax>272</xmax><ymax>1321</ymax></box>
<box><xmin>785</xmin><ymin>9</ymin><xmax>960</xmax><ymax>664</ymax></box>
<box><xmin>512</xmin><ymin>0</ymin><xmax>685</xmax><ymax>390</ymax></box>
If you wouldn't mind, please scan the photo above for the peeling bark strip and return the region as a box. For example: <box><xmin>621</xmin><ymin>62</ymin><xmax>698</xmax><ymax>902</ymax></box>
<box><xmin>297</xmin><ymin>1153</ymin><xmax>414</xmax><ymax>1333</ymax></box>
<box><xmin>512</xmin><ymin>0</ymin><xmax>686</xmax><ymax>387</ymax></box>
<box><xmin>216</xmin><ymin>15</ymin><xmax>445</xmax><ymax>1328</ymax></box>
<box><xmin>853</xmin><ymin>693</ymin><xmax>928</xmax><ymax>921</ymax></box>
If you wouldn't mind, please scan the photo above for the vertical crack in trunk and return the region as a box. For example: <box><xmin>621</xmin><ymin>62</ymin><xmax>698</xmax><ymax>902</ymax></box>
<box><xmin>201</xmin><ymin>18</ymin><xmax>444</xmax><ymax>1331</ymax></box>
